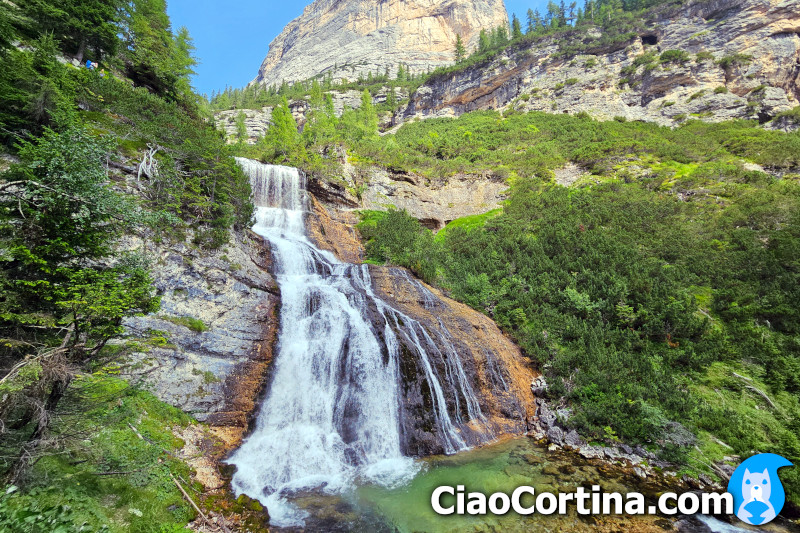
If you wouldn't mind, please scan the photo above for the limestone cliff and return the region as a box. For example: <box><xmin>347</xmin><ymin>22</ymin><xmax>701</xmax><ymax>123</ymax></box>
<box><xmin>402</xmin><ymin>0</ymin><xmax>800</xmax><ymax>126</ymax></box>
<box><xmin>121</xmin><ymin>228</ymin><xmax>279</xmax><ymax>436</ymax></box>
<box><xmin>254</xmin><ymin>0</ymin><xmax>509</xmax><ymax>87</ymax></box>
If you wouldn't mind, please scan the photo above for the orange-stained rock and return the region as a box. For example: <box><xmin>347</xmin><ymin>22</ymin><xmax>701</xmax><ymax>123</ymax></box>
<box><xmin>305</xmin><ymin>196</ymin><xmax>364</xmax><ymax>263</ymax></box>
<box><xmin>369</xmin><ymin>265</ymin><xmax>538</xmax><ymax>454</ymax></box>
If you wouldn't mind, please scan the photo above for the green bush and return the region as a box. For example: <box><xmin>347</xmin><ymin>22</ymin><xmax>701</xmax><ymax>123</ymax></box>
<box><xmin>695</xmin><ymin>51</ymin><xmax>714</xmax><ymax>62</ymax></box>
<box><xmin>660</xmin><ymin>49</ymin><xmax>691</xmax><ymax>64</ymax></box>
<box><xmin>163</xmin><ymin>315</ymin><xmax>208</xmax><ymax>333</ymax></box>
<box><xmin>717</xmin><ymin>54</ymin><xmax>753</xmax><ymax>71</ymax></box>
<box><xmin>688</xmin><ymin>90</ymin><xmax>707</xmax><ymax>102</ymax></box>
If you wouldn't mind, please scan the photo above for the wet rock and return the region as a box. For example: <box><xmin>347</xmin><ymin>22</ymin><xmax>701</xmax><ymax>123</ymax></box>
<box><xmin>307</xmin><ymin>197</ymin><xmax>538</xmax><ymax>456</ymax></box>
<box><xmin>523</xmin><ymin>454</ymin><xmax>544</xmax><ymax>466</ymax></box>
<box><xmin>558</xmin><ymin>464</ymin><xmax>576</xmax><ymax>476</ymax></box>
<box><xmin>367</xmin><ymin>265</ymin><xmax>538</xmax><ymax>455</ymax></box>
<box><xmin>675</xmin><ymin>517</ymin><xmax>713</xmax><ymax>533</ymax></box>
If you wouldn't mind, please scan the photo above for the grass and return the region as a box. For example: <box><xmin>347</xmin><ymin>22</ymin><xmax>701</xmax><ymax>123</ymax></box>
<box><xmin>162</xmin><ymin>316</ymin><xmax>209</xmax><ymax>333</ymax></box>
<box><xmin>434</xmin><ymin>210</ymin><xmax>503</xmax><ymax>242</ymax></box>
<box><xmin>0</xmin><ymin>373</ymin><xmax>198</xmax><ymax>533</ymax></box>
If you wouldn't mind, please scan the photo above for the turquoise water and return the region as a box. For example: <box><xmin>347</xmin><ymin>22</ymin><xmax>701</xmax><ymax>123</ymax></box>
<box><xmin>284</xmin><ymin>437</ymin><xmax>696</xmax><ymax>532</ymax></box>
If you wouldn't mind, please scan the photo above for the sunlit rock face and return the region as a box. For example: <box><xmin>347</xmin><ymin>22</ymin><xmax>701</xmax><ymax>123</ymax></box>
<box><xmin>254</xmin><ymin>0</ymin><xmax>509</xmax><ymax>87</ymax></box>
<box><xmin>403</xmin><ymin>0</ymin><xmax>800</xmax><ymax>127</ymax></box>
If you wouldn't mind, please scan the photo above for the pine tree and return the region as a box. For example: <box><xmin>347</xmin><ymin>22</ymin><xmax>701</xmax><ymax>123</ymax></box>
<box><xmin>385</xmin><ymin>86</ymin><xmax>397</xmax><ymax>111</ymax></box>
<box><xmin>270</xmin><ymin>96</ymin><xmax>300</xmax><ymax>157</ymax></box>
<box><xmin>526</xmin><ymin>8</ymin><xmax>536</xmax><ymax>34</ymax></box>
<box><xmin>512</xmin><ymin>14</ymin><xmax>523</xmax><ymax>39</ymax></box>
<box><xmin>454</xmin><ymin>33</ymin><xmax>466</xmax><ymax>62</ymax></box>
<box><xmin>234</xmin><ymin>111</ymin><xmax>247</xmax><ymax>143</ymax></box>
<box><xmin>360</xmin><ymin>89</ymin><xmax>377</xmax><ymax>136</ymax></box>
<box><xmin>478</xmin><ymin>29</ymin><xmax>490</xmax><ymax>53</ymax></box>
<box><xmin>310</xmin><ymin>79</ymin><xmax>323</xmax><ymax>108</ymax></box>
<box><xmin>492</xmin><ymin>25</ymin><xmax>509</xmax><ymax>48</ymax></box>
<box><xmin>0</xmin><ymin>2</ymin><xmax>17</xmax><ymax>53</ymax></box>
<box><xmin>17</xmin><ymin>0</ymin><xmax>122</xmax><ymax>60</ymax></box>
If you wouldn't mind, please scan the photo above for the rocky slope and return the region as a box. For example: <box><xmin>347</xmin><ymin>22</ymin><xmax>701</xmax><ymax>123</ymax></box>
<box><xmin>254</xmin><ymin>0</ymin><xmax>509</xmax><ymax>88</ymax></box>
<box><xmin>403</xmin><ymin>0</ymin><xmax>800</xmax><ymax>125</ymax></box>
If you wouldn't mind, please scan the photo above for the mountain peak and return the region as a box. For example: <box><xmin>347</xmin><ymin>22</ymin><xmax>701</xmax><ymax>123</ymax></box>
<box><xmin>254</xmin><ymin>0</ymin><xmax>508</xmax><ymax>87</ymax></box>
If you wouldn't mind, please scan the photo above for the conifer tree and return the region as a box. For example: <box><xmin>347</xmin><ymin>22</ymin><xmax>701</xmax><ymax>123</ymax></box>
<box><xmin>385</xmin><ymin>86</ymin><xmax>397</xmax><ymax>111</ymax></box>
<box><xmin>454</xmin><ymin>33</ymin><xmax>466</xmax><ymax>62</ymax></box>
<box><xmin>512</xmin><ymin>14</ymin><xmax>523</xmax><ymax>39</ymax></box>
<box><xmin>270</xmin><ymin>96</ymin><xmax>300</xmax><ymax>157</ymax></box>
<box><xmin>478</xmin><ymin>29</ymin><xmax>490</xmax><ymax>53</ymax></box>
<box><xmin>360</xmin><ymin>89</ymin><xmax>377</xmax><ymax>136</ymax></box>
<box><xmin>526</xmin><ymin>8</ymin><xmax>536</xmax><ymax>33</ymax></box>
<box><xmin>17</xmin><ymin>0</ymin><xmax>122</xmax><ymax>60</ymax></box>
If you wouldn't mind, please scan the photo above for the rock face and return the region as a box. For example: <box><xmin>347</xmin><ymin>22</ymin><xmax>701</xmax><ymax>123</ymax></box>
<box><xmin>402</xmin><ymin>0</ymin><xmax>800</xmax><ymax>126</ymax></box>
<box><xmin>254</xmin><ymin>0</ymin><xmax>509</xmax><ymax>88</ymax></box>
<box><xmin>358</xmin><ymin>167</ymin><xmax>508</xmax><ymax>230</ymax></box>
<box><xmin>304</xmin><ymin>156</ymin><xmax>511</xmax><ymax>231</ymax></box>
<box><xmin>121</xmin><ymin>228</ymin><xmax>279</xmax><ymax>430</ymax></box>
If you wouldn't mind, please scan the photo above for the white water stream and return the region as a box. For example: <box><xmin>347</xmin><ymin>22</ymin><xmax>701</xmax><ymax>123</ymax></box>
<box><xmin>228</xmin><ymin>160</ymin><xmax>490</xmax><ymax>527</ymax></box>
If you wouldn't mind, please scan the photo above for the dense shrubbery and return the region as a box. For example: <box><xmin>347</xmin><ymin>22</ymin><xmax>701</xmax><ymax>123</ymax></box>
<box><xmin>349</xmin><ymin>110</ymin><xmax>800</xmax><ymax>179</ymax></box>
<box><xmin>359</xmin><ymin>112</ymin><xmax>800</xmax><ymax>501</ymax></box>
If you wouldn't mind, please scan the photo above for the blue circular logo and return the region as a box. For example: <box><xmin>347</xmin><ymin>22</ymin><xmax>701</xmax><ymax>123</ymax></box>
<box><xmin>727</xmin><ymin>453</ymin><xmax>793</xmax><ymax>526</ymax></box>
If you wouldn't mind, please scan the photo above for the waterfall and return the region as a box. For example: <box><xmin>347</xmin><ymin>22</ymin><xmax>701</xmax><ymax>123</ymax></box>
<box><xmin>228</xmin><ymin>159</ymin><xmax>492</xmax><ymax>527</ymax></box>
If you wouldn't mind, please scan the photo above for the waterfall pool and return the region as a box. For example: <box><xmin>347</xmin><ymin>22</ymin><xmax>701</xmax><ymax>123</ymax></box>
<box><xmin>272</xmin><ymin>437</ymin><xmax>761</xmax><ymax>532</ymax></box>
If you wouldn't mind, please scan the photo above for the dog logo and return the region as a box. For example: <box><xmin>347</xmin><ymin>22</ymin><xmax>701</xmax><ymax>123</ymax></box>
<box><xmin>728</xmin><ymin>453</ymin><xmax>793</xmax><ymax>525</ymax></box>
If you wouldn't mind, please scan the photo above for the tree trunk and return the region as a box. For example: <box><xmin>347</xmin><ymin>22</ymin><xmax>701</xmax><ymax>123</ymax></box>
<box><xmin>76</xmin><ymin>37</ymin><xmax>87</xmax><ymax>64</ymax></box>
<box><xmin>7</xmin><ymin>375</ymin><xmax>73</xmax><ymax>483</ymax></box>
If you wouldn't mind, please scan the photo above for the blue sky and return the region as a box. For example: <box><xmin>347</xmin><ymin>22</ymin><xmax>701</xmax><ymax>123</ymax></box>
<box><xmin>167</xmin><ymin>0</ymin><xmax>546</xmax><ymax>96</ymax></box>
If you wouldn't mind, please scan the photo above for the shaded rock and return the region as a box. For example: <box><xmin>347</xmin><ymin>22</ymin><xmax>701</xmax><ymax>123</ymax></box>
<box><xmin>531</xmin><ymin>376</ymin><xmax>548</xmax><ymax>396</ymax></box>
<box><xmin>359</xmin><ymin>167</ymin><xmax>509</xmax><ymax>231</ymax></box>
<box><xmin>547</xmin><ymin>426</ymin><xmax>565</xmax><ymax>446</ymax></box>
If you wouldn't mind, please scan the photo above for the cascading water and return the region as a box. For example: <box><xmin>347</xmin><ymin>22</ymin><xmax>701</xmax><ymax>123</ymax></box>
<box><xmin>228</xmin><ymin>159</ymin><xmax>493</xmax><ymax>527</ymax></box>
